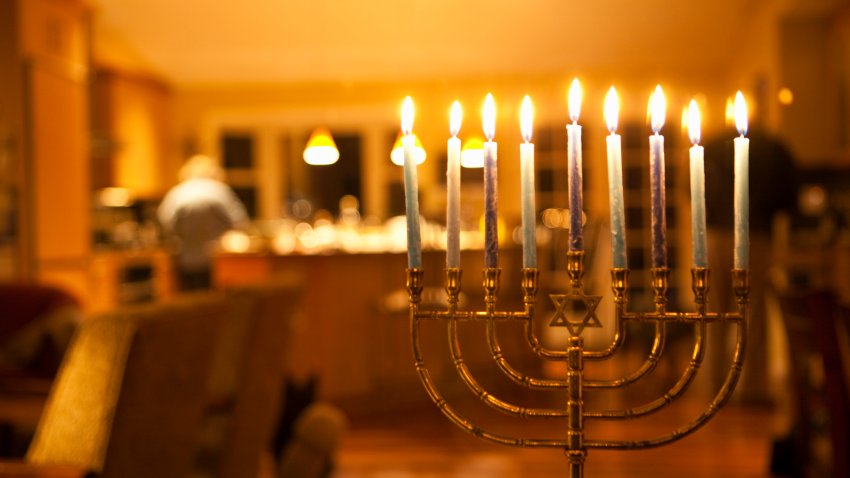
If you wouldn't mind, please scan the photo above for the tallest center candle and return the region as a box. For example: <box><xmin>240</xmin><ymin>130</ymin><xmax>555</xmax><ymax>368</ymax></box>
<box><xmin>567</xmin><ymin>78</ymin><xmax>584</xmax><ymax>251</ymax></box>
<box><xmin>648</xmin><ymin>85</ymin><xmax>668</xmax><ymax>268</ymax></box>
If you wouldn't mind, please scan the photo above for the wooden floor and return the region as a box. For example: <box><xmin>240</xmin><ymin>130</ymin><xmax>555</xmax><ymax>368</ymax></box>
<box><xmin>335</xmin><ymin>400</ymin><xmax>778</xmax><ymax>477</ymax></box>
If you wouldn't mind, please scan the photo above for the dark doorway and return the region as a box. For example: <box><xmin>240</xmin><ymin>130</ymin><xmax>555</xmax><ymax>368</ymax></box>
<box><xmin>307</xmin><ymin>132</ymin><xmax>362</xmax><ymax>216</ymax></box>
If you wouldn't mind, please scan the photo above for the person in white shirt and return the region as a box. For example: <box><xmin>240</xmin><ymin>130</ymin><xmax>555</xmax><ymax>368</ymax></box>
<box><xmin>158</xmin><ymin>155</ymin><xmax>247</xmax><ymax>291</ymax></box>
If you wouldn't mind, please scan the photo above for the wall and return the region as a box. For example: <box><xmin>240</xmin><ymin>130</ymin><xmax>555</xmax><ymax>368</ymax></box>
<box><xmin>93</xmin><ymin>68</ymin><xmax>176</xmax><ymax>198</ymax></box>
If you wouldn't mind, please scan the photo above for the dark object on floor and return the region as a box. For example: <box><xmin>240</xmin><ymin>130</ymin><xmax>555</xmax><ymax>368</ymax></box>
<box><xmin>277</xmin><ymin>403</ymin><xmax>347</xmax><ymax>478</ymax></box>
<box><xmin>272</xmin><ymin>376</ymin><xmax>317</xmax><ymax>461</ymax></box>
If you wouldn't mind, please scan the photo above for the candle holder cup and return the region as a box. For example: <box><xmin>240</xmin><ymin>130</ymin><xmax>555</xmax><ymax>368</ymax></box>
<box><xmin>407</xmin><ymin>254</ymin><xmax>748</xmax><ymax>477</ymax></box>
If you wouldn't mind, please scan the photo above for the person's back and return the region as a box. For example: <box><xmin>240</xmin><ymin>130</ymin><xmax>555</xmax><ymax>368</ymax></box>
<box><xmin>158</xmin><ymin>156</ymin><xmax>247</xmax><ymax>291</ymax></box>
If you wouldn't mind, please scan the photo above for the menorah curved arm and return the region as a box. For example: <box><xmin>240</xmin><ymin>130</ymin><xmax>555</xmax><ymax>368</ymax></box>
<box><xmin>448</xmin><ymin>318</ymin><xmax>568</xmax><ymax>417</ymax></box>
<box><xmin>411</xmin><ymin>314</ymin><xmax>568</xmax><ymax>448</ymax></box>
<box><xmin>489</xmin><ymin>319</ymin><xmax>570</xmax><ymax>389</ymax></box>
<box><xmin>584</xmin><ymin>317</ymin><xmax>744</xmax><ymax>450</ymax></box>
<box><xmin>585</xmin><ymin>321</ymin><xmax>706</xmax><ymax>418</ymax></box>
<box><xmin>582</xmin><ymin>318</ymin><xmax>626</xmax><ymax>360</ymax></box>
<box><xmin>583</xmin><ymin>321</ymin><xmax>666</xmax><ymax>388</ymax></box>
<box><xmin>522</xmin><ymin>313</ymin><xmax>622</xmax><ymax>362</ymax></box>
<box><xmin>583</xmin><ymin>269</ymin><xmax>630</xmax><ymax>360</ymax></box>
<box><xmin>524</xmin><ymin>325</ymin><xmax>569</xmax><ymax>359</ymax></box>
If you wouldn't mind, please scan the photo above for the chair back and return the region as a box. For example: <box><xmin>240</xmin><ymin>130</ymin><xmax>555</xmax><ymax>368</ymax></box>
<box><xmin>26</xmin><ymin>295</ymin><xmax>224</xmax><ymax>478</ymax></box>
<box><xmin>199</xmin><ymin>279</ymin><xmax>301</xmax><ymax>478</ymax></box>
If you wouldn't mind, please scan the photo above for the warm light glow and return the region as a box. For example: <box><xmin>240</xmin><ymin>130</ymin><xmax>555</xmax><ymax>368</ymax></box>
<box><xmin>568</xmin><ymin>78</ymin><xmax>582</xmax><ymax>123</ymax></box>
<box><xmin>450</xmin><ymin>101</ymin><xmax>462</xmax><ymax>137</ymax></box>
<box><xmin>401</xmin><ymin>96</ymin><xmax>414</xmax><ymax>135</ymax></box>
<box><xmin>520</xmin><ymin>95</ymin><xmax>534</xmax><ymax>143</ymax></box>
<box><xmin>221</xmin><ymin>230</ymin><xmax>252</xmax><ymax>253</ymax></box>
<box><xmin>98</xmin><ymin>187</ymin><xmax>133</xmax><ymax>208</ymax></box>
<box><xmin>391</xmin><ymin>133</ymin><xmax>426</xmax><ymax>166</ymax></box>
<box><xmin>461</xmin><ymin>136</ymin><xmax>485</xmax><ymax>168</ymax></box>
<box><xmin>778</xmin><ymin>87</ymin><xmax>794</xmax><ymax>105</ymax></box>
<box><xmin>687</xmin><ymin>99</ymin><xmax>701</xmax><ymax>145</ymax></box>
<box><xmin>303</xmin><ymin>127</ymin><xmax>340</xmax><ymax>165</ymax></box>
<box><xmin>482</xmin><ymin>93</ymin><xmax>496</xmax><ymax>141</ymax></box>
<box><xmin>603</xmin><ymin>86</ymin><xmax>619</xmax><ymax>133</ymax></box>
<box><xmin>725</xmin><ymin>96</ymin><xmax>735</xmax><ymax>127</ymax></box>
<box><xmin>734</xmin><ymin>90</ymin><xmax>748</xmax><ymax>136</ymax></box>
<box><xmin>649</xmin><ymin>85</ymin><xmax>666</xmax><ymax>134</ymax></box>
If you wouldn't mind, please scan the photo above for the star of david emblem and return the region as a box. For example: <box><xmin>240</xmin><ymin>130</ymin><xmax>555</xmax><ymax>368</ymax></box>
<box><xmin>549</xmin><ymin>292</ymin><xmax>603</xmax><ymax>336</ymax></box>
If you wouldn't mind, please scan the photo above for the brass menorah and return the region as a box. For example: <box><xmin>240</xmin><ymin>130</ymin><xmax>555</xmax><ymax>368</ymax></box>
<box><xmin>406</xmin><ymin>252</ymin><xmax>749</xmax><ymax>477</ymax></box>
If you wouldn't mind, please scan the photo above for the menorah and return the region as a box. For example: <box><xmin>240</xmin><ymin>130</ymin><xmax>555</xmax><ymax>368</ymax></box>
<box><xmin>406</xmin><ymin>256</ymin><xmax>749</xmax><ymax>477</ymax></box>
<box><xmin>401</xmin><ymin>86</ymin><xmax>752</xmax><ymax>477</ymax></box>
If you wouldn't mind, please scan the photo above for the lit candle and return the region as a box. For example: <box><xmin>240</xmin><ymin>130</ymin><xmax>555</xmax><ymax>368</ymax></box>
<box><xmin>401</xmin><ymin>96</ymin><xmax>421</xmax><ymax>268</ymax></box>
<box><xmin>604</xmin><ymin>87</ymin><xmax>627</xmax><ymax>269</ymax></box>
<box><xmin>447</xmin><ymin>101</ymin><xmax>462</xmax><ymax>269</ymax></box>
<box><xmin>519</xmin><ymin>95</ymin><xmax>537</xmax><ymax>268</ymax></box>
<box><xmin>648</xmin><ymin>85</ymin><xmax>667</xmax><ymax>268</ymax></box>
<box><xmin>567</xmin><ymin>78</ymin><xmax>584</xmax><ymax>251</ymax></box>
<box><xmin>687</xmin><ymin>99</ymin><xmax>708</xmax><ymax>268</ymax></box>
<box><xmin>482</xmin><ymin>93</ymin><xmax>499</xmax><ymax>268</ymax></box>
<box><xmin>733</xmin><ymin>91</ymin><xmax>749</xmax><ymax>269</ymax></box>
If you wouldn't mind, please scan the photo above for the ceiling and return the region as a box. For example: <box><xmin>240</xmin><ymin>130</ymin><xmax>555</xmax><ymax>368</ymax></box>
<box><xmin>92</xmin><ymin>0</ymin><xmax>761</xmax><ymax>86</ymax></box>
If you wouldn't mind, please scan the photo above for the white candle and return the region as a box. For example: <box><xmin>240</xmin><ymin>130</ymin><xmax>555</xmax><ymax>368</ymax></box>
<box><xmin>567</xmin><ymin>78</ymin><xmax>583</xmax><ymax>251</ymax></box>
<box><xmin>401</xmin><ymin>97</ymin><xmax>421</xmax><ymax>268</ymax></box>
<box><xmin>519</xmin><ymin>95</ymin><xmax>537</xmax><ymax>268</ymax></box>
<box><xmin>482</xmin><ymin>93</ymin><xmax>499</xmax><ymax>268</ymax></box>
<box><xmin>687</xmin><ymin>100</ymin><xmax>708</xmax><ymax>268</ymax></box>
<box><xmin>446</xmin><ymin>101</ymin><xmax>462</xmax><ymax>269</ymax></box>
<box><xmin>733</xmin><ymin>91</ymin><xmax>749</xmax><ymax>269</ymax></box>
<box><xmin>604</xmin><ymin>87</ymin><xmax>627</xmax><ymax>269</ymax></box>
<box><xmin>648</xmin><ymin>85</ymin><xmax>667</xmax><ymax>268</ymax></box>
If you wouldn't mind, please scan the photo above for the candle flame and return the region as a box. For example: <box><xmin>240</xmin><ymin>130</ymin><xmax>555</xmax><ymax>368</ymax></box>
<box><xmin>687</xmin><ymin>99</ymin><xmax>701</xmax><ymax>145</ymax></box>
<box><xmin>520</xmin><ymin>95</ymin><xmax>533</xmax><ymax>142</ymax></box>
<box><xmin>482</xmin><ymin>93</ymin><xmax>496</xmax><ymax>141</ymax></box>
<box><xmin>649</xmin><ymin>85</ymin><xmax>666</xmax><ymax>134</ymax></box>
<box><xmin>734</xmin><ymin>91</ymin><xmax>748</xmax><ymax>136</ymax></box>
<box><xmin>450</xmin><ymin>101</ymin><xmax>462</xmax><ymax>137</ymax></box>
<box><xmin>568</xmin><ymin>78</ymin><xmax>582</xmax><ymax>123</ymax></box>
<box><xmin>603</xmin><ymin>86</ymin><xmax>619</xmax><ymax>133</ymax></box>
<box><xmin>401</xmin><ymin>96</ymin><xmax>414</xmax><ymax>135</ymax></box>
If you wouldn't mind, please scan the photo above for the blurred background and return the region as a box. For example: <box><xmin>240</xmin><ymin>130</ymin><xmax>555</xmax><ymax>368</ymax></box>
<box><xmin>0</xmin><ymin>0</ymin><xmax>848</xmax><ymax>476</ymax></box>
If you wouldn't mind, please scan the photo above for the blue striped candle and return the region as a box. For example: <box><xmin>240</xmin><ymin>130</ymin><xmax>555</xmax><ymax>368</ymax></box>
<box><xmin>648</xmin><ymin>85</ymin><xmax>667</xmax><ymax>268</ymax></box>
<box><xmin>482</xmin><ymin>94</ymin><xmax>499</xmax><ymax>268</ymax></box>
<box><xmin>604</xmin><ymin>87</ymin><xmax>627</xmax><ymax>268</ymax></box>
<box><xmin>401</xmin><ymin>97</ymin><xmax>421</xmax><ymax>268</ymax></box>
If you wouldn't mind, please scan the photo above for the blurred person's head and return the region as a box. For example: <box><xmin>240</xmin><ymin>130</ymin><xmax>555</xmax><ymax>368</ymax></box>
<box><xmin>179</xmin><ymin>154</ymin><xmax>224</xmax><ymax>182</ymax></box>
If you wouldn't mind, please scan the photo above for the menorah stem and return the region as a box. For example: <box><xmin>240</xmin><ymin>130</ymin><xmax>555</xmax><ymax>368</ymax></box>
<box><xmin>567</xmin><ymin>336</ymin><xmax>586</xmax><ymax>478</ymax></box>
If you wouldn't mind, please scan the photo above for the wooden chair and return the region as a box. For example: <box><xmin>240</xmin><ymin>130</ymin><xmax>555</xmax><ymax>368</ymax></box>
<box><xmin>776</xmin><ymin>290</ymin><xmax>850</xmax><ymax>478</ymax></box>
<box><xmin>193</xmin><ymin>279</ymin><xmax>302</xmax><ymax>478</ymax></box>
<box><xmin>0</xmin><ymin>294</ymin><xmax>225</xmax><ymax>477</ymax></box>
